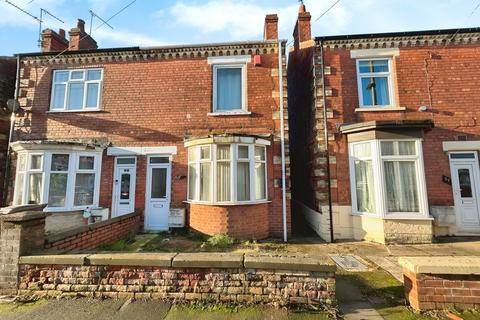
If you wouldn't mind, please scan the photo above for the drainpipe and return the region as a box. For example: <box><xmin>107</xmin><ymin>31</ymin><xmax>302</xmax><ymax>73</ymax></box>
<box><xmin>319</xmin><ymin>42</ymin><xmax>334</xmax><ymax>243</ymax></box>
<box><xmin>3</xmin><ymin>55</ymin><xmax>20</xmax><ymax>206</ymax></box>
<box><xmin>278</xmin><ymin>40</ymin><xmax>288</xmax><ymax>242</ymax></box>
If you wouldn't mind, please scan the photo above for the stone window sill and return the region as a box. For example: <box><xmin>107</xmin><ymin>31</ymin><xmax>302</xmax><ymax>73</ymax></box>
<box><xmin>355</xmin><ymin>106</ymin><xmax>406</xmax><ymax>112</ymax></box>
<box><xmin>207</xmin><ymin>111</ymin><xmax>252</xmax><ymax>116</ymax></box>
<box><xmin>184</xmin><ymin>200</ymin><xmax>271</xmax><ymax>206</ymax></box>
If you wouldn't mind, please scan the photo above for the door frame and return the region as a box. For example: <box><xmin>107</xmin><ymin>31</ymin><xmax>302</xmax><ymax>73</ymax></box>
<box><xmin>111</xmin><ymin>156</ymin><xmax>137</xmax><ymax>218</ymax></box>
<box><xmin>449</xmin><ymin>151</ymin><xmax>480</xmax><ymax>233</ymax></box>
<box><xmin>144</xmin><ymin>155</ymin><xmax>172</xmax><ymax>231</ymax></box>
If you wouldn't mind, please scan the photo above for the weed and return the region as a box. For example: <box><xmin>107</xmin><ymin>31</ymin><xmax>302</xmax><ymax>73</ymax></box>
<box><xmin>202</xmin><ymin>234</ymin><xmax>237</xmax><ymax>249</ymax></box>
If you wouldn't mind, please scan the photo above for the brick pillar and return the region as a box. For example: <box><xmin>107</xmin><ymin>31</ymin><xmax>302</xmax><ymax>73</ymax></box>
<box><xmin>0</xmin><ymin>211</ymin><xmax>46</xmax><ymax>292</ymax></box>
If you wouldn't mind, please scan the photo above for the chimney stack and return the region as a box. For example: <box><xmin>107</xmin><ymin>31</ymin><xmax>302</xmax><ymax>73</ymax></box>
<box><xmin>264</xmin><ymin>14</ymin><xmax>278</xmax><ymax>40</ymax></box>
<box><xmin>41</xmin><ymin>28</ymin><xmax>69</xmax><ymax>53</ymax></box>
<box><xmin>293</xmin><ymin>3</ymin><xmax>311</xmax><ymax>49</ymax></box>
<box><xmin>68</xmin><ymin>19</ymin><xmax>98</xmax><ymax>51</ymax></box>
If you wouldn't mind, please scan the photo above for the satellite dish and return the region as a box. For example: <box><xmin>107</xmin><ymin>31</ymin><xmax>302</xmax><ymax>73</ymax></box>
<box><xmin>6</xmin><ymin>99</ymin><xmax>20</xmax><ymax>113</ymax></box>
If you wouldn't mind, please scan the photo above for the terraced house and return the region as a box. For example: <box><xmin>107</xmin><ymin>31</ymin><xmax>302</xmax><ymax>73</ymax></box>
<box><xmin>288</xmin><ymin>3</ymin><xmax>480</xmax><ymax>243</ymax></box>
<box><xmin>7</xmin><ymin>16</ymin><xmax>291</xmax><ymax>240</ymax></box>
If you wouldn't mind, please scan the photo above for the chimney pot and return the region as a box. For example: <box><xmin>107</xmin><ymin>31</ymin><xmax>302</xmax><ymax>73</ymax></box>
<box><xmin>58</xmin><ymin>28</ymin><xmax>66</xmax><ymax>39</ymax></box>
<box><xmin>293</xmin><ymin>3</ymin><xmax>311</xmax><ymax>49</ymax></box>
<box><xmin>69</xmin><ymin>18</ymin><xmax>98</xmax><ymax>51</ymax></box>
<box><xmin>77</xmin><ymin>19</ymin><xmax>85</xmax><ymax>32</ymax></box>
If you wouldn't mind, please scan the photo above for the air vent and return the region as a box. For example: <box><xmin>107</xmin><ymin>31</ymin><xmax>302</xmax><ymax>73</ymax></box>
<box><xmin>456</xmin><ymin>135</ymin><xmax>468</xmax><ymax>141</ymax></box>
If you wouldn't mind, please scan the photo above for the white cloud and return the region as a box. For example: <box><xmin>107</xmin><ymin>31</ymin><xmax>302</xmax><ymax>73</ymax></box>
<box><xmin>93</xmin><ymin>28</ymin><xmax>169</xmax><ymax>47</ymax></box>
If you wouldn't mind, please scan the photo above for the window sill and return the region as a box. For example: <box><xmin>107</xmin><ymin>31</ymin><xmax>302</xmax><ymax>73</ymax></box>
<box><xmin>184</xmin><ymin>200</ymin><xmax>271</xmax><ymax>206</ymax></box>
<box><xmin>351</xmin><ymin>212</ymin><xmax>434</xmax><ymax>221</ymax></box>
<box><xmin>355</xmin><ymin>106</ymin><xmax>406</xmax><ymax>112</ymax></box>
<box><xmin>207</xmin><ymin>111</ymin><xmax>251</xmax><ymax>116</ymax></box>
<box><xmin>47</xmin><ymin>109</ymin><xmax>104</xmax><ymax>113</ymax></box>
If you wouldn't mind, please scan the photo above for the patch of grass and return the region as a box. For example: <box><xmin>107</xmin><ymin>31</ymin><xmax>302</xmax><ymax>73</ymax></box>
<box><xmin>202</xmin><ymin>234</ymin><xmax>237</xmax><ymax>250</ymax></box>
<box><xmin>454</xmin><ymin>308</ymin><xmax>480</xmax><ymax>320</ymax></box>
<box><xmin>97</xmin><ymin>231</ymin><xmax>137</xmax><ymax>251</ymax></box>
<box><xmin>0</xmin><ymin>299</ymin><xmax>48</xmax><ymax>314</ymax></box>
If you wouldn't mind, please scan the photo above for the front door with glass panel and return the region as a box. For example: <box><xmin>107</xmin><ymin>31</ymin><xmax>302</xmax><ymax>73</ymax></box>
<box><xmin>450</xmin><ymin>152</ymin><xmax>480</xmax><ymax>233</ymax></box>
<box><xmin>112</xmin><ymin>157</ymin><xmax>136</xmax><ymax>217</ymax></box>
<box><xmin>145</xmin><ymin>156</ymin><xmax>171</xmax><ymax>231</ymax></box>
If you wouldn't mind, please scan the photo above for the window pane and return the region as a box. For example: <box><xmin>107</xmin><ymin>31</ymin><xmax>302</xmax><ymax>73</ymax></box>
<box><xmin>217</xmin><ymin>162</ymin><xmax>231</xmax><ymax>201</ymax></box>
<box><xmin>217</xmin><ymin>145</ymin><xmax>230</xmax><ymax>160</ymax></box>
<box><xmin>237</xmin><ymin>162</ymin><xmax>250</xmax><ymax>201</ymax></box>
<box><xmin>17</xmin><ymin>154</ymin><xmax>26</xmax><ymax>171</ymax></box>
<box><xmin>28</xmin><ymin>173</ymin><xmax>42</xmax><ymax>204</ymax></box>
<box><xmin>117</xmin><ymin>158</ymin><xmax>135</xmax><ymax>165</ymax></box>
<box><xmin>352</xmin><ymin>143</ymin><xmax>371</xmax><ymax>158</ymax></box>
<box><xmin>381</xmin><ymin>142</ymin><xmax>394</xmax><ymax>156</ymax></box>
<box><xmin>188</xmin><ymin>147</ymin><xmax>196</xmax><ymax>162</ymax></box>
<box><xmin>87</xmin><ymin>69</ymin><xmax>102</xmax><ymax>81</ymax></box>
<box><xmin>30</xmin><ymin>155</ymin><xmax>42</xmax><ymax>170</ymax></box>
<box><xmin>255</xmin><ymin>146</ymin><xmax>265</xmax><ymax>161</ymax></box>
<box><xmin>381</xmin><ymin>141</ymin><xmax>416</xmax><ymax>156</ymax></box>
<box><xmin>361</xmin><ymin>77</ymin><xmax>390</xmax><ymax>106</ymax></box>
<box><xmin>458</xmin><ymin>169</ymin><xmax>473</xmax><ymax>198</ymax></box>
<box><xmin>200</xmin><ymin>163</ymin><xmax>211</xmax><ymax>201</ymax></box>
<box><xmin>238</xmin><ymin>145</ymin><xmax>249</xmax><ymax>159</ymax></box>
<box><xmin>354</xmin><ymin>160</ymin><xmax>375</xmax><ymax>213</ymax></box>
<box><xmin>217</xmin><ymin>68</ymin><xmax>242</xmax><ymax>110</ymax></box>
<box><xmin>384</xmin><ymin>161</ymin><xmax>419</xmax><ymax>212</ymax></box>
<box><xmin>51</xmin><ymin>154</ymin><xmax>69</xmax><ymax>171</ymax></box>
<box><xmin>150</xmin><ymin>157</ymin><xmax>169</xmax><ymax>164</ymax></box>
<box><xmin>398</xmin><ymin>141</ymin><xmax>416</xmax><ymax>155</ymax></box>
<box><xmin>14</xmin><ymin>173</ymin><xmax>24</xmax><ymax>205</ymax></box>
<box><xmin>120</xmin><ymin>173</ymin><xmax>131</xmax><ymax>200</ymax></box>
<box><xmin>255</xmin><ymin>162</ymin><xmax>266</xmax><ymax>200</ymax></box>
<box><xmin>86</xmin><ymin>83</ymin><xmax>99</xmax><ymax>108</ymax></box>
<box><xmin>68</xmin><ymin>83</ymin><xmax>85</xmax><ymax>110</ymax></box>
<box><xmin>71</xmin><ymin>70</ymin><xmax>84</xmax><ymax>80</ymax></box>
<box><xmin>52</xmin><ymin>84</ymin><xmax>66</xmax><ymax>109</ymax></box>
<box><xmin>200</xmin><ymin>146</ymin><xmax>210</xmax><ymax>160</ymax></box>
<box><xmin>54</xmin><ymin>71</ymin><xmax>69</xmax><ymax>82</ymax></box>
<box><xmin>188</xmin><ymin>164</ymin><xmax>197</xmax><ymax>200</ymax></box>
<box><xmin>79</xmin><ymin>156</ymin><xmax>94</xmax><ymax>170</ymax></box>
<box><xmin>451</xmin><ymin>153</ymin><xmax>475</xmax><ymax>159</ymax></box>
<box><xmin>359</xmin><ymin>60</ymin><xmax>389</xmax><ymax>73</ymax></box>
<box><xmin>74</xmin><ymin>173</ymin><xmax>95</xmax><ymax>206</ymax></box>
<box><xmin>151</xmin><ymin>168</ymin><xmax>167</xmax><ymax>199</ymax></box>
<box><xmin>48</xmin><ymin>173</ymin><xmax>68</xmax><ymax>207</ymax></box>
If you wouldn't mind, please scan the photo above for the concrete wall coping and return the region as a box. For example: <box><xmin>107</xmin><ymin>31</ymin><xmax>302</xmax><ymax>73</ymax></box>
<box><xmin>0</xmin><ymin>211</ymin><xmax>47</xmax><ymax>223</ymax></box>
<box><xmin>46</xmin><ymin>211</ymin><xmax>140</xmax><ymax>243</ymax></box>
<box><xmin>19</xmin><ymin>252</ymin><xmax>336</xmax><ymax>272</ymax></box>
<box><xmin>399</xmin><ymin>256</ymin><xmax>480</xmax><ymax>275</ymax></box>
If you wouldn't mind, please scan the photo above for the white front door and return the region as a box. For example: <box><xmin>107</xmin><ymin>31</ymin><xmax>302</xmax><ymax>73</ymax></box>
<box><xmin>112</xmin><ymin>157</ymin><xmax>136</xmax><ymax>217</ymax></box>
<box><xmin>145</xmin><ymin>156</ymin><xmax>171</xmax><ymax>231</ymax></box>
<box><xmin>450</xmin><ymin>152</ymin><xmax>480</xmax><ymax>233</ymax></box>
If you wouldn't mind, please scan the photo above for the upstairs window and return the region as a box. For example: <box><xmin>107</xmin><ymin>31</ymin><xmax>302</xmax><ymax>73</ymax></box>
<box><xmin>213</xmin><ymin>65</ymin><xmax>246</xmax><ymax>113</ymax></box>
<box><xmin>50</xmin><ymin>69</ymin><xmax>103</xmax><ymax>111</ymax></box>
<box><xmin>356</xmin><ymin>59</ymin><xmax>393</xmax><ymax>107</ymax></box>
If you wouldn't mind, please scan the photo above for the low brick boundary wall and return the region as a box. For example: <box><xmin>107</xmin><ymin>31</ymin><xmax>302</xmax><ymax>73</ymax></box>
<box><xmin>18</xmin><ymin>253</ymin><xmax>336</xmax><ymax>306</ymax></box>
<box><xmin>399</xmin><ymin>257</ymin><xmax>480</xmax><ymax>310</ymax></box>
<box><xmin>45</xmin><ymin>212</ymin><xmax>140</xmax><ymax>251</ymax></box>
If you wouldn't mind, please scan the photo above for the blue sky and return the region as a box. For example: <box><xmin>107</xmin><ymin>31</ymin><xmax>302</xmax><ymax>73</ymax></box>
<box><xmin>0</xmin><ymin>0</ymin><xmax>479</xmax><ymax>55</ymax></box>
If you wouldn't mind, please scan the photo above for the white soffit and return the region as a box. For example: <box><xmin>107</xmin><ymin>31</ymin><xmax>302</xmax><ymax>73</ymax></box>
<box><xmin>107</xmin><ymin>146</ymin><xmax>178</xmax><ymax>156</ymax></box>
<box><xmin>207</xmin><ymin>55</ymin><xmax>252</xmax><ymax>65</ymax></box>
<box><xmin>443</xmin><ymin>141</ymin><xmax>480</xmax><ymax>152</ymax></box>
<box><xmin>350</xmin><ymin>48</ymin><xmax>400</xmax><ymax>59</ymax></box>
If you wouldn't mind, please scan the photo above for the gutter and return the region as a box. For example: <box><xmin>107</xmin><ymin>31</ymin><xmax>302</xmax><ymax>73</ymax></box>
<box><xmin>319</xmin><ymin>42</ymin><xmax>334</xmax><ymax>243</ymax></box>
<box><xmin>3</xmin><ymin>55</ymin><xmax>20</xmax><ymax>206</ymax></box>
<box><xmin>278</xmin><ymin>40</ymin><xmax>288</xmax><ymax>242</ymax></box>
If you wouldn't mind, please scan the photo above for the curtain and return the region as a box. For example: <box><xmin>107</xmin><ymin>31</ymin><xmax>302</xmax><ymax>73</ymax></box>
<box><xmin>217</xmin><ymin>68</ymin><xmax>242</xmax><ymax>110</ymax></box>
<box><xmin>216</xmin><ymin>145</ymin><xmax>231</xmax><ymax>201</ymax></box>
<box><xmin>86</xmin><ymin>83</ymin><xmax>99</xmax><ymax>108</ymax></box>
<box><xmin>255</xmin><ymin>162</ymin><xmax>266</xmax><ymax>200</ymax></box>
<box><xmin>14</xmin><ymin>173</ymin><xmax>24</xmax><ymax>205</ymax></box>
<box><xmin>68</xmin><ymin>83</ymin><xmax>84</xmax><ymax>110</ymax></box>
<box><xmin>384</xmin><ymin>161</ymin><xmax>419</xmax><ymax>212</ymax></box>
<box><xmin>188</xmin><ymin>164</ymin><xmax>196</xmax><ymax>200</ymax></box>
<box><xmin>354</xmin><ymin>160</ymin><xmax>375</xmax><ymax>213</ymax></box>
<box><xmin>199</xmin><ymin>163</ymin><xmax>211</xmax><ymax>201</ymax></box>
<box><xmin>28</xmin><ymin>173</ymin><xmax>42</xmax><ymax>204</ymax></box>
<box><xmin>237</xmin><ymin>162</ymin><xmax>250</xmax><ymax>201</ymax></box>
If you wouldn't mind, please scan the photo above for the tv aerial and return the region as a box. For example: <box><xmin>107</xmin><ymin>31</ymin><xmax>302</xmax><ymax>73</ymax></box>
<box><xmin>89</xmin><ymin>10</ymin><xmax>114</xmax><ymax>36</ymax></box>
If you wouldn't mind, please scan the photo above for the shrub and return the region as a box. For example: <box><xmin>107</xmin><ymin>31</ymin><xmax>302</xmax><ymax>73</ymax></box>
<box><xmin>204</xmin><ymin>234</ymin><xmax>236</xmax><ymax>249</ymax></box>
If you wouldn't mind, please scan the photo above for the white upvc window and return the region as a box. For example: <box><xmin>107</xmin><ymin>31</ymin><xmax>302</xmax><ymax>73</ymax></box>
<box><xmin>349</xmin><ymin>139</ymin><xmax>429</xmax><ymax>219</ymax></box>
<box><xmin>187</xmin><ymin>143</ymin><xmax>267</xmax><ymax>204</ymax></box>
<box><xmin>50</xmin><ymin>68</ymin><xmax>103</xmax><ymax>111</ymax></box>
<box><xmin>13</xmin><ymin>151</ymin><xmax>102</xmax><ymax>211</ymax></box>
<box><xmin>356</xmin><ymin>58</ymin><xmax>395</xmax><ymax>108</ymax></box>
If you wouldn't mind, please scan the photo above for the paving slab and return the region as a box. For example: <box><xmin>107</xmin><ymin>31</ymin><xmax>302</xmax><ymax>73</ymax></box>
<box><xmin>366</xmin><ymin>256</ymin><xmax>404</xmax><ymax>282</ymax></box>
<box><xmin>336</xmin><ymin>276</ymin><xmax>383</xmax><ymax>320</ymax></box>
<box><xmin>172</xmin><ymin>253</ymin><xmax>244</xmax><ymax>268</ymax></box>
<box><xmin>18</xmin><ymin>254</ymin><xmax>88</xmax><ymax>265</ymax></box>
<box><xmin>244</xmin><ymin>253</ymin><xmax>335</xmax><ymax>272</ymax></box>
<box><xmin>87</xmin><ymin>253</ymin><xmax>176</xmax><ymax>267</ymax></box>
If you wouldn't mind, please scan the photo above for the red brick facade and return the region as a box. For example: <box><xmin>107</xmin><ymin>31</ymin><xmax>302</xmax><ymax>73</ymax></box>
<box><xmin>11</xmin><ymin>16</ymin><xmax>291</xmax><ymax>239</ymax></box>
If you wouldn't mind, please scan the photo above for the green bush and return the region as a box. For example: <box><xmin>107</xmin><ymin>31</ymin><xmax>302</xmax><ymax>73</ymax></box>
<box><xmin>204</xmin><ymin>234</ymin><xmax>236</xmax><ymax>249</ymax></box>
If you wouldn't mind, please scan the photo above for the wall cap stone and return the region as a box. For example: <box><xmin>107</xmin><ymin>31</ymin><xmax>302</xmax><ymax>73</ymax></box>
<box><xmin>244</xmin><ymin>254</ymin><xmax>336</xmax><ymax>272</ymax></box>
<box><xmin>0</xmin><ymin>211</ymin><xmax>47</xmax><ymax>223</ymax></box>
<box><xmin>399</xmin><ymin>256</ymin><xmax>480</xmax><ymax>275</ymax></box>
<box><xmin>88</xmin><ymin>253</ymin><xmax>176</xmax><ymax>267</ymax></box>
<box><xmin>19</xmin><ymin>254</ymin><xmax>88</xmax><ymax>265</ymax></box>
<box><xmin>172</xmin><ymin>253</ymin><xmax>244</xmax><ymax>268</ymax></box>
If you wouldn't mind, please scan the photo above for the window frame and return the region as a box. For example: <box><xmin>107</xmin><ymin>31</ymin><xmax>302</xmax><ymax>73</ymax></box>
<box><xmin>356</xmin><ymin>58</ymin><xmax>395</xmax><ymax>108</ymax></box>
<box><xmin>349</xmin><ymin>139</ymin><xmax>429</xmax><ymax>219</ymax></box>
<box><xmin>187</xmin><ymin>143</ymin><xmax>268</xmax><ymax>205</ymax></box>
<box><xmin>212</xmin><ymin>63</ymin><xmax>248</xmax><ymax>114</ymax></box>
<box><xmin>50</xmin><ymin>68</ymin><xmax>103</xmax><ymax>112</ymax></box>
<box><xmin>13</xmin><ymin>150</ymin><xmax>102</xmax><ymax>211</ymax></box>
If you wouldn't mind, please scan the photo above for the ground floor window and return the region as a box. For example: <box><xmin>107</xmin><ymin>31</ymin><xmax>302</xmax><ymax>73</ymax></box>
<box><xmin>187</xmin><ymin>143</ymin><xmax>267</xmax><ymax>204</ymax></box>
<box><xmin>349</xmin><ymin>139</ymin><xmax>428</xmax><ymax>218</ymax></box>
<box><xmin>13</xmin><ymin>151</ymin><xmax>102</xmax><ymax>211</ymax></box>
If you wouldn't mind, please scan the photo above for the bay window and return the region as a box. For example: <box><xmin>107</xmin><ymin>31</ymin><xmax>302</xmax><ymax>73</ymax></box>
<box><xmin>187</xmin><ymin>143</ymin><xmax>267</xmax><ymax>204</ymax></box>
<box><xmin>349</xmin><ymin>139</ymin><xmax>428</xmax><ymax>218</ymax></box>
<box><xmin>13</xmin><ymin>151</ymin><xmax>102</xmax><ymax>211</ymax></box>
